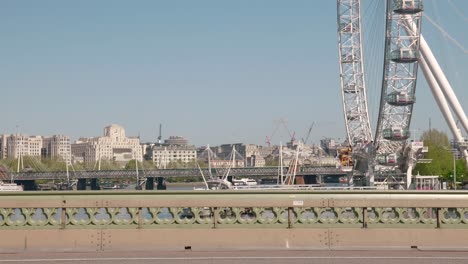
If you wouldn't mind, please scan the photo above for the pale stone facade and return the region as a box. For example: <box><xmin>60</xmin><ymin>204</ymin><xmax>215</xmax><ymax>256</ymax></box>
<box><xmin>1</xmin><ymin>134</ymin><xmax>71</xmax><ymax>162</ymax></box>
<box><xmin>147</xmin><ymin>136</ymin><xmax>196</xmax><ymax>168</ymax></box>
<box><xmin>152</xmin><ymin>145</ymin><xmax>197</xmax><ymax>168</ymax></box>
<box><xmin>5</xmin><ymin>135</ymin><xmax>43</xmax><ymax>159</ymax></box>
<box><xmin>71</xmin><ymin>124</ymin><xmax>143</xmax><ymax>165</ymax></box>
<box><xmin>42</xmin><ymin>135</ymin><xmax>71</xmax><ymax>163</ymax></box>
<box><xmin>216</xmin><ymin>143</ymin><xmax>268</xmax><ymax>167</ymax></box>
<box><xmin>0</xmin><ymin>134</ymin><xmax>9</xmax><ymax>159</ymax></box>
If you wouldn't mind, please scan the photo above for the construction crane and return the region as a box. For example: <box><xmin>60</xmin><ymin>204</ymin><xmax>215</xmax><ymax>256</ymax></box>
<box><xmin>265</xmin><ymin>118</ymin><xmax>300</xmax><ymax>146</ymax></box>
<box><xmin>265</xmin><ymin>119</ymin><xmax>282</xmax><ymax>147</ymax></box>
<box><xmin>279</xmin><ymin>119</ymin><xmax>296</xmax><ymax>144</ymax></box>
<box><xmin>302</xmin><ymin>122</ymin><xmax>315</xmax><ymax>145</ymax></box>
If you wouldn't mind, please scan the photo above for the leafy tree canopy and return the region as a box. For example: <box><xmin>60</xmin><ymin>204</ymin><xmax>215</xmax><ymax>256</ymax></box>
<box><xmin>413</xmin><ymin>129</ymin><xmax>467</xmax><ymax>182</ymax></box>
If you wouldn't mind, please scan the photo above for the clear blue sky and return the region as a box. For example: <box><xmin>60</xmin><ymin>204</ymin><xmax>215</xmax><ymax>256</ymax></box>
<box><xmin>1</xmin><ymin>0</ymin><xmax>467</xmax><ymax>146</ymax></box>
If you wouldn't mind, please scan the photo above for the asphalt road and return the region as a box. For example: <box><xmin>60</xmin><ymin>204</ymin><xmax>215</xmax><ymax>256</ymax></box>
<box><xmin>1</xmin><ymin>250</ymin><xmax>468</xmax><ymax>264</ymax></box>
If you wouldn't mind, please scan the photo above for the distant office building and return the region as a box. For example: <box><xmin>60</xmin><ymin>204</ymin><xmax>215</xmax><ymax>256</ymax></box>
<box><xmin>6</xmin><ymin>134</ymin><xmax>43</xmax><ymax>159</ymax></box>
<box><xmin>257</xmin><ymin>146</ymin><xmax>275</xmax><ymax>159</ymax></box>
<box><xmin>42</xmin><ymin>135</ymin><xmax>71</xmax><ymax>163</ymax></box>
<box><xmin>141</xmin><ymin>143</ymin><xmax>154</xmax><ymax>161</ymax></box>
<box><xmin>148</xmin><ymin>136</ymin><xmax>196</xmax><ymax>168</ymax></box>
<box><xmin>215</xmin><ymin>143</ymin><xmax>267</xmax><ymax>167</ymax></box>
<box><xmin>320</xmin><ymin>138</ymin><xmax>340</xmax><ymax>156</ymax></box>
<box><xmin>0</xmin><ymin>134</ymin><xmax>9</xmax><ymax>159</ymax></box>
<box><xmin>164</xmin><ymin>136</ymin><xmax>189</xmax><ymax>146</ymax></box>
<box><xmin>71</xmin><ymin>124</ymin><xmax>143</xmax><ymax>165</ymax></box>
<box><xmin>0</xmin><ymin>134</ymin><xmax>71</xmax><ymax>162</ymax></box>
<box><xmin>152</xmin><ymin>145</ymin><xmax>197</xmax><ymax>168</ymax></box>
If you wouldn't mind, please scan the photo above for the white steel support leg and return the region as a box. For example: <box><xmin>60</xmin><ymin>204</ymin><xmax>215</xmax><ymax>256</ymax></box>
<box><xmin>367</xmin><ymin>165</ymin><xmax>374</xmax><ymax>187</ymax></box>
<box><xmin>420</xmin><ymin>54</ymin><xmax>468</xmax><ymax>166</ymax></box>
<box><xmin>419</xmin><ymin>35</ymin><xmax>468</xmax><ymax>135</ymax></box>
<box><xmin>404</xmin><ymin>20</ymin><xmax>468</xmax><ymax>166</ymax></box>
<box><xmin>406</xmin><ymin>165</ymin><xmax>412</xmax><ymax>189</ymax></box>
<box><xmin>419</xmin><ymin>55</ymin><xmax>464</xmax><ymax>143</ymax></box>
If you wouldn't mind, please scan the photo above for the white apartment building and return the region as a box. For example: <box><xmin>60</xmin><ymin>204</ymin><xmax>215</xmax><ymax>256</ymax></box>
<box><xmin>152</xmin><ymin>145</ymin><xmax>197</xmax><ymax>168</ymax></box>
<box><xmin>71</xmin><ymin>124</ymin><xmax>143</xmax><ymax>165</ymax></box>
<box><xmin>42</xmin><ymin>135</ymin><xmax>71</xmax><ymax>163</ymax></box>
<box><xmin>6</xmin><ymin>135</ymin><xmax>43</xmax><ymax>159</ymax></box>
<box><xmin>147</xmin><ymin>136</ymin><xmax>196</xmax><ymax>168</ymax></box>
<box><xmin>1</xmin><ymin>134</ymin><xmax>71</xmax><ymax>162</ymax></box>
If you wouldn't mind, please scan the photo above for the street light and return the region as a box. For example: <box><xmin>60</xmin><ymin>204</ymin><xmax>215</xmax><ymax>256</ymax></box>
<box><xmin>453</xmin><ymin>151</ymin><xmax>457</xmax><ymax>190</ymax></box>
<box><xmin>444</xmin><ymin>147</ymin><xmax>458</xmax><ymax>190</ymax></box>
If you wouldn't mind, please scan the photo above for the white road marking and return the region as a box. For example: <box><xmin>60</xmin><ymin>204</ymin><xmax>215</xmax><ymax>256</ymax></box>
<box><xmin>2</xmin><ymin>256</ymin><xmax>468</xmax><ymax>262</ymax></box>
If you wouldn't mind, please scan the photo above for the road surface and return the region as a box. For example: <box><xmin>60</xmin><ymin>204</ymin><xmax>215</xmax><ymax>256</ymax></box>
<box><xmin>1</xmin><ymin>250</ymin><xmax>468</xmax><ymax>264</ymax></box>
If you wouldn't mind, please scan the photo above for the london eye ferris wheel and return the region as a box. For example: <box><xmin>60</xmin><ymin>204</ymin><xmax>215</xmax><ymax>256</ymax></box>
<box><xmin>337</xmin><ymin>0</ymin><xmax>424</xmax><ymax>185</ymax></box>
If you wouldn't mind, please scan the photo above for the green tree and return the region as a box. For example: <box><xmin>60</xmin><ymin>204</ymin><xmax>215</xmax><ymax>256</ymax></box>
<box><xmin>124</xmin><ymin>159</ymin><xmax>138</xmax><ymax>170</ymax></box>
<box><xmin>167</xmin><ymin>159</ymin><xmax>184</xmax><ymax>169</ymax></box>
<box><xmin>142</xmin><ymin>160</ymin><xmax>156</xmax><ymax>169</ymax></box>
<box><xmin>41</xmin><ymin>158</ymin><xmax>69</xmax><ymax>172</ymax></box>
<box><xmin>418</xmin><ymin>129</ymin><xmax>450</xmax><ymax>146</ymax></box>
<box><xmin>70</xmin><ymin>162</ymin><xmax>85</xmax><ymax>171</ymax></box>
<box><xmin>193</xmin><ymin>159</ymin><xmax>208</xmax><ymax>168</ymax></box>
<box><xmin>0</xmin><ymin>158</ymin><xmax>20</xmax><ymax>172</ymax></box>
<box><xmin>264</xmin><ymin>155</ymin><xmax>279</xmax><ymax>167</ymax></box>
<box><xmin>91</xmin><ymin>159</ymin><xmax>120</xmax><ymax>170</ymax></box>
<box><xmin>3</xmin><ymin>156</ymin><xmax>48</xmax><ymax>172</ymax></box>
<box><xmin>413</xmin><ymin>129</ymin><xmax>467</xmax><ymax>182</ymax></box>
<box><xmin>124</xmin><ymin>159</ymin><xmax>155</xmax><ymax>170</ymax></box>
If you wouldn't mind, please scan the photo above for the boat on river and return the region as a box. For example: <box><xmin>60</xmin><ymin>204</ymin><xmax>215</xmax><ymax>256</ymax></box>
<box><xmin>232</xmin><ymin>178</ymin><xmax>257</xmax><ymax>186</ymax></box>
<box><xmin>0</xmin><ymin>181</ymin><xmax>23</xmax><ymax>191</ymax></box>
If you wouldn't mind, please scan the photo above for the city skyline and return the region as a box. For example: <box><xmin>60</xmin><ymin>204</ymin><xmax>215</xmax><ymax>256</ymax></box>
<box><xmin>2</xmin><ymin>1</ymin><xmax>467</xmax><ymax>146</ymax></box>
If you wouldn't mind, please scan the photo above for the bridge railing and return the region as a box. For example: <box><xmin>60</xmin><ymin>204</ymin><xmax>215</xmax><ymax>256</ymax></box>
<box><xmin>2</xmin><ymin>190</ymin><xmax>468</xmax><ymax>252</ymax></box>
<box><xmin>1</xmin><ymin>190</ymin><xmax>467</xmax><ymax>230</ymax></box>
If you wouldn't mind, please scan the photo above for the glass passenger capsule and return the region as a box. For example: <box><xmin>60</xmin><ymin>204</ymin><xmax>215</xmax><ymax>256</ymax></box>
<box><xmin>341</xmin><ymin>54</ymin><xmax>356</xmax><ymax>63</ymax></box>
<box><xmin>343</xmin><ymin>84</ymin><xmax>357</xmax><ymax>93</ymax></box>
<box><xmin>390</xmin><ymin>48</ymin><xmax>419</xmax><ymax>63</ymax></box>
<box><xmin>386</xmin><ymin>92</ymin><xmax>415</xmax><ymax>106</ymax></box>
<box><xmin>340</xmin><ymin>22</ymin><xmax>356</xmax><ymax>33</ymax></box>
<box><xmin>346</xmin><ymin>111</ymin><xmax>359</xmax><ymax>121</ymax></box>
<box><xmin>393</xmin><ymin>0</ymin><xmax>423</xmax><ymax>14</ymax></box>
<box><xmin>376</xmin><ymin>153</ymin><xmax>400</xmax><ymax>166</ymax></box>
<box><xmin>382</xmin><ymin>127</ymin><xmax>411</xmax><ymax>141</ymax></box>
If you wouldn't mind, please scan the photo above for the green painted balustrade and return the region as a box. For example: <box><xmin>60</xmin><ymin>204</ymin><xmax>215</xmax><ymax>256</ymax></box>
<box><xmin>0</xmin><ymin>190</ymin><xmax>467</xmax><ymax>229</ymax></box>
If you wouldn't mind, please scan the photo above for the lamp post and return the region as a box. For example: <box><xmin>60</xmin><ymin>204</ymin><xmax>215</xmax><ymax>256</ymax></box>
<box><xmin>445</xmin><ymin>147</ymin><xmax>458</xmax><ymax>190</ymax></box>
<box><xmin>453</xmin><ymin>151</ymin><xmax>457</xmax><ymax>190</ymax></box>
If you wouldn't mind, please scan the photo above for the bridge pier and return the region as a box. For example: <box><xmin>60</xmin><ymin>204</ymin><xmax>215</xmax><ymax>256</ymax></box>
<box><xmin>76</xmin><ymin>179</ymin><xmax>86</xmax><ymax>190</ymax></box>
<box><xmin>16</xmin><ymin>180</ymin><xmax>37</xmax><ymax>191</ymax></box>
<box><xmin>156</xmin><ymin>177</ymin><xmax>166</xmax><ymax>190</ymax></box>
<box><xmin>145</xmin><ymin>177</ymin><xmax>154</xmax><ymax>190</ymax></box>
<box><xmin>90</xmin><ymin>179</ymin><xmax>100</xmax><ymax>190</ymax></box>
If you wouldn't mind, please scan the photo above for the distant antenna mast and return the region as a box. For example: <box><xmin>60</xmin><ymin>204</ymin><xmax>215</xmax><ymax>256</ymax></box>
<box><xmin>157</xmin><ymin>124</ymin><xmax>162</xmax><ymax>144</ymax></box>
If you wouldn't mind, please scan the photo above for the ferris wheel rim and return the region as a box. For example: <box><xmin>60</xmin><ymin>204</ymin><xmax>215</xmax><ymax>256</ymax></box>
<box><xmin>337</xmin><ymin>0</ymin><xmax>373</xmax><ymax>152</ymax></box>
<box><xmin>374</xmin><ymin>0</ymin><xmax>424</xmax><ymax>169</ymax></box>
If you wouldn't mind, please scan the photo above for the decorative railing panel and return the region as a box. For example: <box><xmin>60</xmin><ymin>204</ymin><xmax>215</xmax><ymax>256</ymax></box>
<box><xmin>1</xmin><ymin>191</ymin><xmax>468</xmax><ymax>230</ymax></box>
